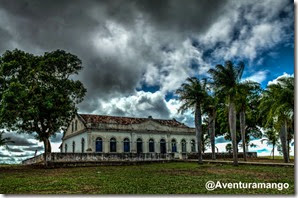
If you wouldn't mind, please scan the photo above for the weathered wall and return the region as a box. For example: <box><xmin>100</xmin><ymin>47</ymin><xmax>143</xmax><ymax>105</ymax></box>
<box><xmin>62</xmin><ymin>115</ymin><xmax>197</xmax><ymax>155</ymax></box>
<box><xmin>64</xmin><ymin>114</ymin><xmax>86</xmax><ymax>138</ymax></box>
<box><xmin>62</xmin><ymin>132</ymin><xmax>88</xmax><ymax>153</ymax></box>
<box><xmin>88</xmin><ymin>130</ymin><xmax>196</xmax><ymax>154</ymax></box>
<box><xmin>22</xmin><ymin>154</ymin><xmax>44</xmax><ymax>165</ymax></box>
<box><xmin>188</xmin><ymin>152</ymin><xmax>258</xmax><ymax>159</ymax></box>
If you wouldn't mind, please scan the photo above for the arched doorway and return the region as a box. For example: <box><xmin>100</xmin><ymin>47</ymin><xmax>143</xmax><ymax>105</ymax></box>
<box><xmin>123</xmin><ymin>138</ymin><xmax>130</xmax><ymax>152</ymax></box>
<box><xmin>95</xmin><ymin>137</ymin><xmax>103</xmax><ymax>152</ymax></box>
<box><xmin>110</xmin><ymin>137</ymin><xmax>117</xmax><ymax>152</ymax></box>
<box><xmin>137</xmin><ymin>138</ymin><xmax>143</xmax><ymax>153</ymax></box>
<box><xmin>81</xmin><ymin>138</ymin><xmax>85</xmax><ymax>153</ymax></box>
<box><xmin>171</xmin><ymin>139</ymin><xmax>177</xmax><ymax>152</ymax></box>
<box><xmin>160</xmin><ymin>139</ymin><xmax>166</xmax><ymax>154</ymax></box>
<box><xmin>191</xmin><ymin>139</ymin><xmax>196</xmax><ymax>152</ymax></box>
<box><xmin>72</xmin><ymin>141</ymin><xmax>75</xmax><ymax>153</ymax></box>
<box><xmin>149</xmin><ymin>139</ymin><xmax>155</xmax><ymax>152</ymax></box>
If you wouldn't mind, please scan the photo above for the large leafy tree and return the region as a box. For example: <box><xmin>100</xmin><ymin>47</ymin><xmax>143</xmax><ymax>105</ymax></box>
<box><xmin>208</xmin><ymin>61</ymin><xmax>244</xmax><ymax>166</ymax></box>
<box><xmin>0</xmin><ymin>49</ymin><xmax>87</xmax><ymax>156</ymax></box>
<box><xmin>259</xmin><ymin>76</ymin><xmax>294</xmax><ymax>163</ymax></box>
<box><xmin>176</xmin><ymin>77</ymin><xmax>208</xmax><ymax>164</ymax></box>
<box><xmin>235</xmin><ymin>81</ymin><xmax>261</xmax><ymax>161</ymax></box>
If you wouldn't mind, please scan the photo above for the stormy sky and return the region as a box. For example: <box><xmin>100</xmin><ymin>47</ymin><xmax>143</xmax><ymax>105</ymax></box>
<box><xmin>0</xmin><ymin>0</ymin><xmax>294</xmax><ymax>163</ymax></box>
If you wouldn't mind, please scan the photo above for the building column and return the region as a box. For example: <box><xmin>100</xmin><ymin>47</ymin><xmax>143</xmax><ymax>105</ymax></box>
<box><xmin>117</xmin><ymin>138</ymin><xmax>122</xmax><ymax>153</ymax></box>
<box><xmin>87</xmin><ymin>131</ymin><xmax>92</xmax><ymax>153</ymax></box>
<box><xmin>131</xmin><ymin>133</ymin><xmax>136</xmax><ymax>153</ymax></box>
<box><xmin>104</xmin><ymin>137</ymin><xmax>109</xmax><ymax>153</ymax></box>
<box><xmin>167</xmin><ymin>134</ymin><xmax>171</xmax><ymax>153</ymax></box>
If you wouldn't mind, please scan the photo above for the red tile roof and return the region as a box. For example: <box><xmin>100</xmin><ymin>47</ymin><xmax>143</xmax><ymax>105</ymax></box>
<box><xmin>79</xmin><ymin>114</ymin><xmax>189</xmax><ymax>128</ymax></box>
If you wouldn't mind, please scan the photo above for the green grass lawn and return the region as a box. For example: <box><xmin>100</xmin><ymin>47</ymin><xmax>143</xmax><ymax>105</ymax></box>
<box><xmin>0</xmin><ymin>162</ymin><xmax>294</xmax><ymax>194</ymax></box>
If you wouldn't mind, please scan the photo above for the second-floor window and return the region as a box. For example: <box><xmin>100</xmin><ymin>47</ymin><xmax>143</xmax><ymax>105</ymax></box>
<box><xmin>71</xmin><ymin>122</ymin><xmax>74</xmax><ymax>132</ymax></box>
<box><xmin>75</xmin><ymin>120</ymin><xmax>78</xmax><ymax>131</ymax></box>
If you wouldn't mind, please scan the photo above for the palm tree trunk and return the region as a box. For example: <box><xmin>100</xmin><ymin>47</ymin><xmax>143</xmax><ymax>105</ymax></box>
<box><xmin>195</xmin><ymin>103</ymin><xmax>203</xmax><ymax>164</ymax></box>
<box><xmin>210</xmin><ymin>111</ymin><xmax>216</xmax><ymax>160</ymax></box>
<box><xmin>240</xmin><ymin>111</ymin><xmax>247</xmax><ymax>161</ymax></box>
<box><xmin>272</xmin><ymin>143</ymin><xmax>275</xmax><ymax>160</ymax></box>
<box><xmin>280</xmin><ymin>121</ymin><xmax>289</xmax><ymax>163</ymax></box>
<box><xmin>229</xmin><ymin>102</ymin><xmax>238</xmax><ymax>166</ymax></box>
<box><xmin>287</xmin><ymin>137</ymin><xmax>291</xmax><ymax>161</ymax></box>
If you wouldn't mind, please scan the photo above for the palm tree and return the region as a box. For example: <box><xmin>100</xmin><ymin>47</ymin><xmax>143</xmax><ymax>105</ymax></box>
<box><xmin>202</xmin><ymin>93</ymin><xmax>218</xmax><ymax>160</ymax></box>
<box><xmin>236</xmin><ymin>81</ymin><xmax>261</xmax><ymax>161</ymax></box>
<box><xmin>0</xmin><ymin>131</ymin><xmax>14</xmax><ymax>146</ymax></box>
<box><xmin>259</xmin><ymin>76</ymin><xmax>294</xmax><ymax>163</ymax></box>
<box><xmin>208</xmin><ymin>61</ymin><xmax>244</xmax><ymax>166</ymax></box>
<box><xmin>176</xmin><ymin>77</ymin><xmax>208</xmax><ymax>164</ymax></box>
<box><xmin>261</xmin><ymin>128</ymin><xmax>278</xmax><ymax>160</ymax></box>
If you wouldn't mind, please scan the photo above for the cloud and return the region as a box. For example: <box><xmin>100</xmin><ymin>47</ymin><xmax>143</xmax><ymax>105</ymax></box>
<box><xmin>243</xmin><ymin>70</ymin><xmax>269</xmax><ymax>83</ymax></box>
<box><xmin>3</xmin><ymin>133</ymin><xmax>36</xmax><ymax>146</ymax></box>
<box><xmin>215</xmin><ymin>136</ymin><xmax>229</xmax><ymax>144</ymax></box>
<box><xmin>22</xmin><ymin>146</ymin><xmax>44</xmax><ymax>152</ymax></box>
<box><xmin>165</xmin><ymin>98</ymin><xmax>195</xmax><ymax>127</ymax></box>
<box><xmin>94</xmin><ymin>91</ymin><xmax>171</xmax><ymax>119</ymax></box>
<box><xmin>50</xmin><ymin>132</ymin><xmax>63</xmax><ymax>143</ymax></box>
<box><xmin>267</xmin><ymin>72</ymin><xmax>294</xmax><ymax>86</ymax></box>
<box><xmin>6</xmin><ymin>146</ymin><xmax>23</xmax><ymax>153</ymax></box>
<box><xmin>199</xmin><ymin>0</ymin><xmax>293</xmax><ymax>63</ymax></box>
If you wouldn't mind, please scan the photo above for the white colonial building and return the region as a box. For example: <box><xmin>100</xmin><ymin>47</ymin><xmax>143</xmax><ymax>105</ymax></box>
<box><xmin>61</xmin><ymin>114</ymin><xmax>197</xmax><ymax>157</ymax></box>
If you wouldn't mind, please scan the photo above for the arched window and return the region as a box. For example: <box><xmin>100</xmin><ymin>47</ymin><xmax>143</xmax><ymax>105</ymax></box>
<box><xmin>81</xmin><ymin>138</ymin><xmax>85</xmax><ymax>153</ymax></box>
<box><xmin>110</xmin><ymin>138</ymin><xmax>117</xmax><ymax>152</ymax></box>
<box><xmin>96</xmin><ymin>137</ymin><xmax>103</xmax><ymax>152</ymax></box>
<box><xmin>123</xmin><ymin>138</ymin><xmax>130</xmax><ymax>152</ymax></box>
<box><xmin>160</xmin><ymin>139</ymin><xmax>166</xmax><ymax>154</ymax></box>
<box><xmin>71</xmin><ymin>122</ymin><xmax>74</xmax><ymax>132</ymax></box>
<box><xmin>171</xmin><ymin>139</ymin><xmax>177</xmax><ymax>152</ymax></box>
<box><xmin>181</xmin><ymin>139</ymin><xmax>186</xmax><ymax>153</ymax></box>
<box><xmin>65</xmin><ymin>144</ymin><xmax>68</xmax><ymax>153</ymax></box>
<box><xmin>191</xmin><ymin>139</ymin><xmax>196</xmax><ymax>152</ymax></box>
<box><xmin>75</xmin><ymin>120</ymin><xmax>78</xmax><ymax>131</ymax></box>
<box><xmin>137</xmin><ymin>138</ymin><xmax>143</xmax><ymax>153</ymax></box>
<box><xmin>72</xmin><ymin>141</ymin><xmax>75</xmax><ymax>153</ymax></box>
<box><xmin>149</xmin><ymin>139</ymin><xmax>155</xmax><ymax>152</ymax></box>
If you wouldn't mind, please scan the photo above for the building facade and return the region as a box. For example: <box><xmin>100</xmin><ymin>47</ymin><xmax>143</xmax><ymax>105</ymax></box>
<box><xmin>61</xmin><ymin>114</ymin><xmax>197</xmax><ymax>158</ymax></box>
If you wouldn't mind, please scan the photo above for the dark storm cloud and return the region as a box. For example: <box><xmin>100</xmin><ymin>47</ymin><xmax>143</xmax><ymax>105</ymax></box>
<box><xmin>3</xmin><ymin>133</ymin><xmax>35</xmax><ymax>146</ymax></box>
<box><xmin>6</xmin><ymin>146</ymin><xmax>23</xmax><ymax>153</ymax></box>
<box><xmin>0</xmin><ymin>0</ymin><xmax>227</xmax><ymax>113</ymax></box>
<box><xmin>23</xmin><ymin>145</ymin><xmax>44</xmax><ymax>152</ymax></box>
<box><xmin>135</xmin><ymin>0</ymin><xmax>227</xmax><ymax>33</ymax></box>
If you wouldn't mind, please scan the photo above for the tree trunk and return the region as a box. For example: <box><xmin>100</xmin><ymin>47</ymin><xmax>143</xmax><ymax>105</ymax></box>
<box><xmin>287</xmin><ymin>137</ymin><xmax>291</xmax><ymax>161</ymax></box>
<box><xmin>279</xmin><ymin>121</ymin><xmax>289</xmax><ymax>163</ymax></box>
<box><xmin>272</xmin><ymin>143</ymin><xmax>275</xmax><ymax>160</ymax></box>
<box><xmin>240</xmin><ymin>111</ymin><xmax>247</xmax><ymax>161</ymax></box>
<box><xmin>195</xmin><ymin>103</ymin><xmax>203</xmax><ymax>164</ymax></box>
<box><xmin>229</xmin><ymin>102</ymin><xmax>238</xmax><ymax>166</ymax></box>
<box><xmin>210</xmin><ymin>111</ymin><xmax>216</xmax><ymax>160</ymax></box>
<box><xmin>42</xmin><ymin>137</ymin><xmax>52</xmax><ymax>166</ymax></box>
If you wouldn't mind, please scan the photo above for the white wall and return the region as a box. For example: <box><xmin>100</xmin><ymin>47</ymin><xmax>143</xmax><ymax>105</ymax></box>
<box><xmin>62</xmin><ymin>132</ymin><xmax>88</xmax><ymax>153</ymax></box>
<box><xmin>88</xmin><ymin>131</ymin><xmax>197</xmax><ymax>154</ymax></box>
